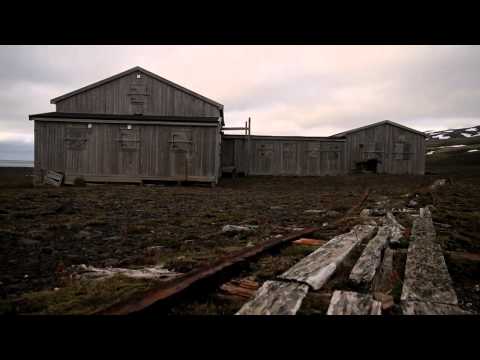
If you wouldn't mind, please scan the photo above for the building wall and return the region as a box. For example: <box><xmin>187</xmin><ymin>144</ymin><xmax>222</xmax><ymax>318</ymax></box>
<box><xmin>34</xmin><ymin>120</ymin><xmax>220</xmax><ymax>183</ymax></box>
<box><xmin>222</xmin><ymin>136</ymin><xmax>347</xmax><ymax>176</ymax></box>
<box><xmin>55</xmin><ymin>71</ymin><xmax>221</xmax><ymax>117</ymax></box>
<box><xmin>344</xmin><ymin>124</ymin><xmax>425</xmax><ymax>174</ymax></box>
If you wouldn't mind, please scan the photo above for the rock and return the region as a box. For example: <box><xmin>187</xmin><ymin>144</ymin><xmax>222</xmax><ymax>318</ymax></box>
<box><xmin>246</xmin><ymin>241</ymin><xmax>254</xmax><ymax>247</ymax></box>
<box><xmin>222</xmin><ymin>225</ymin><xmax>258</xmax><ymax>234</ymax></box>
<box><xmin>304</xmin><ymin>209</ymin><xmax>326</xmax><ymax>214</ymax></box>
<box><xmin>360</xmin><ymin>209</ymin><xmax>371</xmax><ymax>217</ymax></box>
<box><xmin>74</xmin><ymin>230</ymin><xmax>92</xmax><ymax>240</ymax></box>
<box><xmin>474</xmin><ymin>284</ymin><xmax>480</xmax><ymax>292</ymax></box>
<box><xmin>322</xmin><ymin>222</ymin><xmax>328</xmax><ymax>227</ymax></box>
<box><xmin>19</xmin><ymin>239</ymin><xmax>40</xmax><ymax>246</ymax></box>
<box><xmin>407</xmin><ymin>199</ymin><xmax>418</xmax><ymax>208</ymax></box>
<box><xmin>326</xmin><ymin>210</ymin><xmax>341</xmax><ymax>217</ymax></box>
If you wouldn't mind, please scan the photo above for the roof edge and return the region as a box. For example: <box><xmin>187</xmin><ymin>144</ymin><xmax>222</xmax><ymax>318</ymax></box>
<box><xmin>50</xmin><ymin>66</ymin><xmax>224</xmax><ymax>109</ymax></box>
<box><xmin>330</xmin><ymin>120</ymin><xmax>427</xmax><ymax>138</ymax></box>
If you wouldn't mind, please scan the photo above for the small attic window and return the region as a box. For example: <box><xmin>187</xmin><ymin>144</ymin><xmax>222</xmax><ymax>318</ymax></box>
<box><xmin>136</xmin><ymin>74</ymin><xmax>141</xmax><ymax>79</ymax></box>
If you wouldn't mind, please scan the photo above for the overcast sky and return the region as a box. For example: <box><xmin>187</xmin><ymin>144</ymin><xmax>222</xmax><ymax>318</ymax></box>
<box><xmin>1</xmin><ymin>45</ymin><xmax>480</xmax><ymax>160</ymax></box>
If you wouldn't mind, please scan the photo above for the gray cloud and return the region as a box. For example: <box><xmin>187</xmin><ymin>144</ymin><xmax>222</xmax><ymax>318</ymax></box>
<box><xmin>1</xmin><ymin>45</ymin><xmax>480</xmax><ymax>159</ymax></box>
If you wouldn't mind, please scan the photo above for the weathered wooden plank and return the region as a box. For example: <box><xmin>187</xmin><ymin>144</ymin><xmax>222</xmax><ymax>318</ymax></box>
<box><xmin>235</xmin><ymin>281</ymin><xmax>309</xmax><ymax>315</ymax></box>
<box><xmin>401</xmin><ymin>301</ymin><xmax>471</xmax><ymax>315</ymax></box>
<box><xmin>384</xmin><ymin>211</ymin><xmax>405</xmax><ymax>245</ymax></box>
<box><xmin>45</xmin><ymin>170</ymin><xmax>64</xmax><ymax>187</ymax></box>
<box><xmin>401</xmin><ymin>207</ymin><xmax>458</xmax><ymax>305</ymax></box>
<box><xmin>279</xmin><ymin>224</ymin><xmax>377</xmax><ymax>290</ymax></box>
<box><xmin>327</xmin><ymin>290</ymin><xmax>382</xmax><ymax>315</ymax></box>
<box><xmin>349</xmin><ymin>225</ymin><xmax>391</xmax><ymax>286</ymax></box>
<box><xmin>372</xmin><ymin>247</ymin><xmax>395</xmax><ymax>293</ymax></box>
<box><xmin>292</xmin><ymin>238</ymin><xmax>328</xmax><ymax>246</ymax></box>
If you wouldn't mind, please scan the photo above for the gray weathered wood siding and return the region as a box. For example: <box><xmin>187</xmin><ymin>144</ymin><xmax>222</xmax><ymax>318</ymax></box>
<box><xmin>344</xmin><ymin>123</ymin><xmax>425</xmax><ymax>175</ymax></box>
<box><xmin>34</xmin><ymin>120</ymin><xmax>220</xmax><ymax>183</ymax></box>
<box><xmin>55</xmin><ymin>71</ymin><xmax>221</xmax><ymax>117</ymax></box>
<box><xmin>222</xmin><ymin>136</ymin><xmax>346</xmax><ymax>176</ymax></box>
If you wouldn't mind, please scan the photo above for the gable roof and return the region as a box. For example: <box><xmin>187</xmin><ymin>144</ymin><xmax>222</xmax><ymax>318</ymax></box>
<box><xmin>330</xmin><ymin>120</ymin><xmax>427</xmax><ymax>138</ymax></box>
<box><xmin>50</xmin><ymin>66</ymin><xmax>224</xmax><ymax>109</ymax></box>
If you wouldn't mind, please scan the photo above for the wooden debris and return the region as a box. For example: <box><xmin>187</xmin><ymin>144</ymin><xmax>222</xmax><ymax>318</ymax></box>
<box><xmin>44</xmin><ymin>170</ymin><xmax>64</xmax><ymax>187</ymax></box>
<box><xmin>327</xmin><ymin>290</ymin><xmax>382</xmax><ymax>315</ymax></box>
<box><xmin>349</xmin><ymin>226</ymin><xmax>391</xmax><ymax>286</ymax></box>
<box><xmin>373</xmin><ymin>292</ymin><xmax>395</xmax><ymax>311</ymax></box>
<box><xmin>292</xmin><ymin>238</ymin><xmax>327</xmax><ymax>246</ymax></box>
<box><xmin>384</xmin><ymin>211</ymin><xmax>405</xmax><ymax>245</ymax></box>
<box><xmin>236</xmin><ymin>281</ymin><xmax>309</xmax><ymax>315</ymax></box>
<box><xmin>373</xmin><ymin>248</ymin><xmax>395</xmax><ymax>294</ymax></box>
<box><xmin>220</xmin><ymin>279</ymin><xmax>259</xmax><ymax>299</ymax></box>
<box><xmin>279</xmin><ymin>224</ymin><xmax>377</xmax><ymax>290</ymax></box>
<box><xmin>401</xmin><ymin>207</ymin><xmax>459</xmax><ymax>305</ymax></box>
<box><xmin>71</xmin><ymin>264</ymin><xmax>183</xmax><ymax>281</ymax></box>
<box><xmin>445</xmin><ymin>251</ymin><xmax>480</xmax><ymax>262</ymax></box>
<box><xmin>401</xmin><ymin>301</ymin><xmax>471</xmax><ymax>315</ymax></box>
<box><xmin>430</xmin><ymin>179</ymin><xmax>448</xmax><ymax>191</ymax></box>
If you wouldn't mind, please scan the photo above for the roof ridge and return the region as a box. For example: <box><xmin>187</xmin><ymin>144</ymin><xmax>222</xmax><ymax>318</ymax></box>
<box><xmin>50</xmin><ymin>66</ymin><xmax>223</xmax><ymax>109</ymax></box>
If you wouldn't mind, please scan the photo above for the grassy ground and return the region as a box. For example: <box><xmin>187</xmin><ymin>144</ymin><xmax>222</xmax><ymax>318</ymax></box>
<box><xmin>1</xmin><ymin>149</ymin><xmax>479</xmax><ymax>314</ymax></box>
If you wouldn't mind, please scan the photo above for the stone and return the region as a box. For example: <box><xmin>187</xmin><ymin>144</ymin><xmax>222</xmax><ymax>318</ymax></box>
<box><xmin>222</xmin><ymin>225</ymin><xmax>258</xmax><ymax>234</ymax></box>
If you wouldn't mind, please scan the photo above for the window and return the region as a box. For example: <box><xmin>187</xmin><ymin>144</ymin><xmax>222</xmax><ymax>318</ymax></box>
<box><xmin>170</xmin><ymin>131</ymin><xmax>192</xmax><ymax>152</ymax></box>
<box><xmin>119</xmin><ymin>127</ymin><xmax>139</xmax><ymax>151</ymax></box>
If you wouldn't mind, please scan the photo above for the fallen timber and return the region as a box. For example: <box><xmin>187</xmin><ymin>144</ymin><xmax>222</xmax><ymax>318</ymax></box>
<box><xmin>327</xmin><ymin>291</ymin><xmax>382</xmax><ymax>315</ymax></box>
<box><xmin>98</xmin><ymin>227</ymin><xmax>320</xmax><ymax>315</ymax></box>
<box><xmin>349</xmin><ymin>225</ymin><xmax>391</xmax><ymax>287</ymax></box>
<box><xmin>236</xmin><ymin>281</ymin><xmax>309</xmax><ymax>315</ymax></box>
<box><xmin>401</xmin><ymin>207</ymin><xmax>463</xmax><ymax>314</ymax></box>
<box><xmin>279</xmin><ymin>224</ymin><xmax>377</xmax><ymax>290</ymax></box>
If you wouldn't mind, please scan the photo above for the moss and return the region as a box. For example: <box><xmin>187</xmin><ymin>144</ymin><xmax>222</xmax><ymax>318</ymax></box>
<box><xmin>13</xmin><ymin>275</ymin><xmax>158</xmax><ymax>315</ymax></box>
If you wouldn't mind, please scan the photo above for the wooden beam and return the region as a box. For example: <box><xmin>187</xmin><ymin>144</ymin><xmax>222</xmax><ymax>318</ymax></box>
<box><xmin>401</xmin><ymin>207</ymin><xmax>459</xmax><ymax>305</ymax></box>
<box><xmin>279</xmin><ymin>224</ymin><xmax>377</xmax><ymax>290</ymax></box>
<box><xmin>401</xmin><ymin>301</ymin><xmax>471</xmax><ymax>315</ymax></box>
<box><xmin>349</xmin><ymin>226</ymin><xmax>391</xmax><ymax>287</ymax></box>
<box><xmin>235</xmin><ymin>281</ymin><xmax>309</xmax><ymax>315</ymax></box>
<box><xmin>327</xmin><ymin>291</ymin><xmax>382</xmax><ymax>315</ymax></box>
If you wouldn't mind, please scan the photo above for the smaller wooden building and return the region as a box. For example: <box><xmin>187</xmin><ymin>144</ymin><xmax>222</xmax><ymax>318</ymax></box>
<box><xmin>330</xmin><ymin>120</ymin><xmax>426</xmax><ymax>175</ymax></box>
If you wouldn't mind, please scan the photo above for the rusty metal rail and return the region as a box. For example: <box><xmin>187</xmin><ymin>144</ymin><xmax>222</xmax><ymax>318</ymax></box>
<box><xmin>98</xmin><ymin>227</ymin><xmax>320</xmax><ymax>315</ymax></box>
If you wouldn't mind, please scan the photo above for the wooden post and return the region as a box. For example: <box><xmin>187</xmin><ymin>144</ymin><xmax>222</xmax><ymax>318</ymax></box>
<box><xmin>247</xmin><ymin>117</ymin><xmax>251</xmax><ymax>175</ymax></box>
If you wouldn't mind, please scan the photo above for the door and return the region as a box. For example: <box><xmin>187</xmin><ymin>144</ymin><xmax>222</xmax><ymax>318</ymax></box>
<box><xmin>118</xmin><ymin>127</ymin><xmax>140</xmax><ymax>176</ymax></box>
<box><xmin>169</xmin><ymin>130</ymin><xmax>192</xmax><ymax>180</ymax></box>
<box><xmin>65</xmin><ymin>124</ymin><xmax>90</xmax><ymax>176</ymax></box>
<box><xmin>282</xmin><ymin>143</ymin><xmax>297</xmax><ymax>175</ymax></box>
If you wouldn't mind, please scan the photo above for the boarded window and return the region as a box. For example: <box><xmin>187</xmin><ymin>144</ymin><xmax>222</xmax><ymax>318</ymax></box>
<box><xmin>394</xmin><ymin>142</ymin><xmax>412</xmax><ymax>160</ymax></box>
<box><xmin>170</xmin><ymin>131</ymin><xmax>192</xmax><ymax>152</ymax></box>
<box><xmin>258</xmin><ymin>143</ymin><xmax>273</xmax><ymax>157</ymax></box>
<box><xmin>65</xmin><ymin>125</ymin><xmax>88</xmax><ymax>150</ymax></box>
<box><xmin>119</xmin><ymin>127</ymin><xmax>139</xmax><ymax>151</ymax></box>
<box><xmin>128</xmin><ymin>75</ymin><xmax>149</xmax><ymax>115</ymax></box>
<box><xmin>307</xmin><ymin>143</ymin><xmax>321</xmax><ymax>158</ymax></box>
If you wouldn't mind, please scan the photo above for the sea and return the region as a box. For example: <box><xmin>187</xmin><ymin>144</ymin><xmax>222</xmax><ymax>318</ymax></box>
<box><xmin>0</xmin><ymin>160</ymin><xmax>34</xmax><ymax>167</ymax></box>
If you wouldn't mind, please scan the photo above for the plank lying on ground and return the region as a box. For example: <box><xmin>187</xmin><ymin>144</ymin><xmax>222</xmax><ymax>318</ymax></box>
<box><xmin>236</xmin><ymin>281</ymin><xmax>309</xmax><ymax>315</ymax></box>
<box><xmin>401</xmin><ymin>207</ymin><xmax>459</xmax><ymax>305</ymax></box>
<box><xmin>279</xmin><ymin>224</ymin><xmax>377</xmax><ymax>290</ymax></box>
<box><xmin>445</xmin><ymin>251</ymin><xmax>480</xmax><ymax>262</ymax></box>
<box><xmin>372</xmin><ymin>248</ymin><xmax>395</xmax><ymax>294</ymax></box>
<box><xmin>220</xmin><ymin>279</ymin><xmax>259</xmax><ymax>299</ymax></box>
<box><xmin>98</xmin><ymin>227</ymin><xmax>320</xmax><ymax>315</ymax></box>
<box><xmin>349</xmin><ymin>226</ymin><xmax>391</xmax><ymax>287</ymax></box>
<box><xmin>327</xmin><ymin>290</ymin><xmax>382</xmax><ymax>315</ymax></box>
<box><xmin>384</xmin><ymin>212</ymin><xmax>405</xmax><ymax>245</ymax></box>
<box><xmin>401</xmin><ymin>301</ymin><xmax>471</xmax><ymax>315</ymax></box>
<box><xmin>293</xmin><ymin>238</ymin><xmax>328</xmax><ymax>246</ymax></box>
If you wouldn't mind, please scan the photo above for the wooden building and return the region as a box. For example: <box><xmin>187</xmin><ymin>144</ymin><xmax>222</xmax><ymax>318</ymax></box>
<box><xmin>222</xmin><ymin>120</ymin><xmax>426</xmax><ymax>176</ymax></box>
<box><xmin>30</xmin><ymin>67</ymin><xmax>426</xmax><ymax>185</ymax></box>
<box><xmin>222</xmin><ymin>135</ymin><xmax>346</xmax><ymax>176</ymax></box>
<box><xmin>29</xmin><ymin>66</ymin><xmax>224</xmax><ymax>185</ymax></box>
<box><xmin>330</xmin><ymin>120</ymin><xmax>426</xmax><ymax>175</ymax></box>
